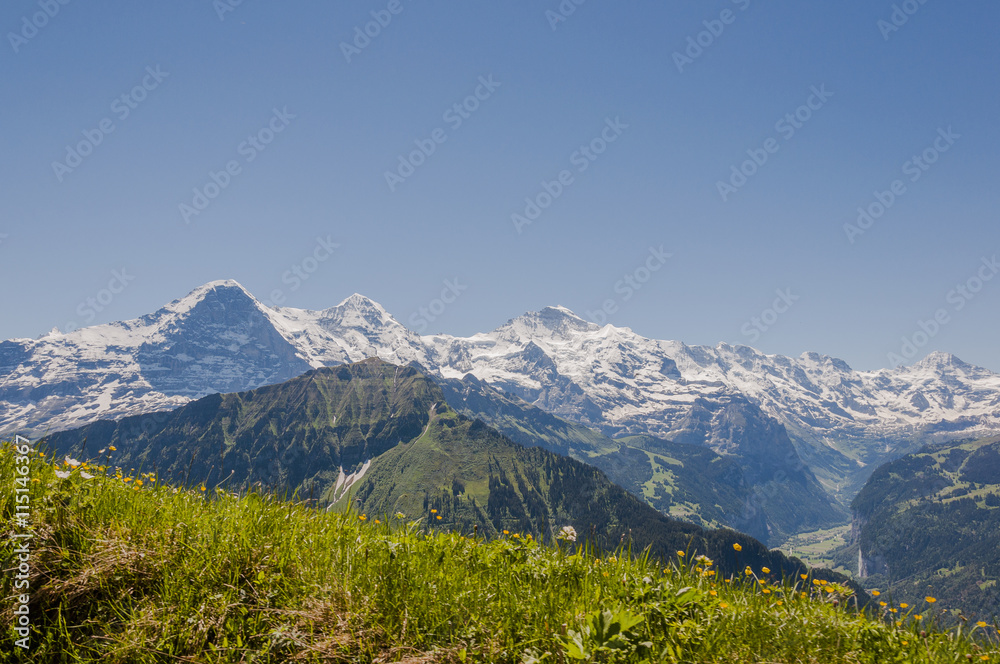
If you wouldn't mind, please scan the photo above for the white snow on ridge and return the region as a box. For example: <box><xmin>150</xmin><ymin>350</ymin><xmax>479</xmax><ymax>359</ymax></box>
<box><xmin>1</xmin><ymin>281</ymin><xmax>998</xmax><ymax>457</ymax></box>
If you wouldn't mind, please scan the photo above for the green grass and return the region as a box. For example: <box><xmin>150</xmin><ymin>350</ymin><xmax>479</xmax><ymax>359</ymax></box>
<box><xmin>2</xmin><ymin>441</ymin><xmax>999</xmax><ymax>663</ymax></box>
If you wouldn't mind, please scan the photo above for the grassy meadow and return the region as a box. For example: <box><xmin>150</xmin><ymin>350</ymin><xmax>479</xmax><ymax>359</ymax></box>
<box><xmin>1</xmin><ymin>440</ymin><xmax>998</xmax><ymax>663</ymax></box>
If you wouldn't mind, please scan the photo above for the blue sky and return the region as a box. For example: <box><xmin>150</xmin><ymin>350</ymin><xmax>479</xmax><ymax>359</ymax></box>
<box><xmin>2</xmin><ymin>0</ymin><xmax>998</xmax><ymax>372</ymax></box>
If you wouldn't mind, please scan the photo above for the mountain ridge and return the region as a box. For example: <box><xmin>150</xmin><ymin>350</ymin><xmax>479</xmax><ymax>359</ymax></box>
<box><xmin>3</xmin><ymin>280</ymin><xmax>998</xmax><ymax>509</ymax></box>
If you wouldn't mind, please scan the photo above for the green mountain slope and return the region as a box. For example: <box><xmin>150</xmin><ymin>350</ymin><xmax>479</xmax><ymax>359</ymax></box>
<box><xmin>41</xmin><ymin>359</ymin><xmax>445</xmax><ymax>497</ymax></box>
<box><xmin>437</xmin><ymin>375</ymin><xmax>845</xmax><ymax>543</ymax></box>
<box><xmin>837</xmin><ymin>434</ymin><xmax>1000</xmax><ymax>618</ymax></box>
<box><xmin>337</xmin><ymin>408</ymin><xmax>777</xmax><ymax>571</ymax></box>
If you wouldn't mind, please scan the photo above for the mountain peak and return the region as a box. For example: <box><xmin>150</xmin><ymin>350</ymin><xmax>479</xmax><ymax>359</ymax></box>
<box><xmin>541</xmin><ymin>305</ymin><xmax>579</xmax><ymax>317</ymax></box>
<box><xmin>202</xmin><ymin>278</ymin><xmax>247</xmax><ymax>290</ymax></box>
<box><xmin>317</xmin><ymin>294</ymin><xmax>406</xmax><ymax>337</ymax></box>
<box><xmin>337</xmin><ymin>293</ymin><xmax>382</xmax><ymax>310</ymax></box>
<box><xmin>912</xmin><ymin>351</ymin><xmax>967</xmax><ymax>371</ymax></box>
<box><xmin>535</xmin><ymin>305</ymin><xmax>593</xmax><ymax>329</ymax></box>
<box><xmin>165</xmin><ymin>280</ymin><xmax>259</xmax><ymax>315</ymax></box>
<box><xmin>492</xmin><ymin>306</ymin><xmax>597</xmax><ymax>343</ymax></box>
<box><xmin>330</xmin><ymin>293</ymin><xmax>394</xmax><ymax>321</ymax></box>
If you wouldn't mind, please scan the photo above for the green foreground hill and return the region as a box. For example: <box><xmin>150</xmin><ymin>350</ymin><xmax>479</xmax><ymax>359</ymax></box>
<box><xmin>2</xmin><ymin>442</ymin><xmax>998</xmax><ymax>663</ymax></box>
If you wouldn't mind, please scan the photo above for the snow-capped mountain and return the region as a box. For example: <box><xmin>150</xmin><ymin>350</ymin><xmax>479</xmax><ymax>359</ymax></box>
<box><xmin>2</xmin><ymin>280</ymin><xmax>998</xmax><ymax>498</ymax></box>
<box><xmin>421</xmin><ymin>305</ymin><xmax>1000</xmax><ymax>493</ymax></box>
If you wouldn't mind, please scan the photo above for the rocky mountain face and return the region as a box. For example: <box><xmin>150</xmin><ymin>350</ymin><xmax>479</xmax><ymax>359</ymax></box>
<box><xmin>0</xmin><ymin>282</ymin><xmax>313</xmax><ymax>435</ymax></box>
<box><xmin>3</xmin><ymin>280</ymin><xmax>998</xmax><ymax>537</ymax></box>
